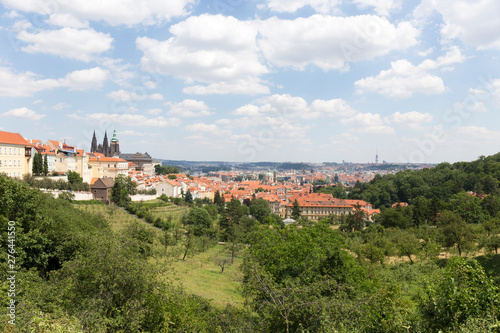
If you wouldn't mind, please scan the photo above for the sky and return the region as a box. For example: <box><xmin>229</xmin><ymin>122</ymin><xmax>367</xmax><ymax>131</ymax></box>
<box><xmin>0</xmin><ymin>0</ymin><xmax>499</xmax><ymax>164</ymax></box>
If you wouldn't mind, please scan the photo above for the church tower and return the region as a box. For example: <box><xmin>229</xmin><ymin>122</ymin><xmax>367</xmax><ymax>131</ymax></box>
<box><xmin>91</xmin><ymin>130</ymin><xmax>97</xmax><ymax>153</ymax></box>
<box><xmin>102</xmin><ymin>131</ymin><xmax>109</xmax><ymax>157</ymax></box>
<box><xmin>110</xmin><ymin>129</ymin><xmax>120</xmax><ymax>157</ymax></box>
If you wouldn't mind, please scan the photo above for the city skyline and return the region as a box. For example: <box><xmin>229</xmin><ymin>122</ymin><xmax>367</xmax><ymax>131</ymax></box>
<box><xmin>0</xmin><ymin>0</ymin><xmax>499</xmax><ymax>164</ymax></box>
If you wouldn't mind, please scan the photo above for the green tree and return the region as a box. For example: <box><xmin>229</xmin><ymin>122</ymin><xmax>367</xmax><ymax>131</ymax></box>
<box><xmin>111</xmin><ymin>175</ymin><xmax>137</xmax><ymax>207</ymax></box>
<box><xmin>183</xmin><ymin>207</ymin><xmax>213</xmax><ymax>237</ymax></box>
<box><xmin>438</xmin><ymin>210</ymin><xmax>475</xmax><ymax>256</ymax></box>
<box><xmin>43</xmin><ymin>154</ymin><xmax>49</xmax><ymax>176</ymax></box>
<box><xmin>185</xmin><ymin>189</ymin><xmax>193</xmax><ymax>203</ymax></box>
<box><xmin>243</xmin><ymin>223</ymin><xmax>366</xmax><ymax>332</ymax></box>
<box><xmin>421</xmin><ymin>257</ymin><xmax>500</xmax><ymax>331</ymax></box>
<box><xmin>32</xmin><ymin>152</ymin><xmax>43</xmax><ymax>175</ymax></box>
<box><xmin>249</xmin><ymin>198</ymin><xmax>271</xmax><ymax>223</ymax></box>
<box><xmin>291</xmin><ymin>199</ymin><xmax>301</xmax><ymax>220</ymax></box>
<box><xmin>66</xmin><ymin>170</ymin><xmax>83</xmax><ymax>184</ymax></box>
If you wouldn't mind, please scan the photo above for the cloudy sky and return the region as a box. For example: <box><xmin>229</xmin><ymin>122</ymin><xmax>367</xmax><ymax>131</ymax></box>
<box><xmin>0</xmin><ymin>0</ymin><xmax>499</xmax><ymax>163</ymax></box>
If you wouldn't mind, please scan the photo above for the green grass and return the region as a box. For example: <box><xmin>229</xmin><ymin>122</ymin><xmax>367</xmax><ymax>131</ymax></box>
<box><xmin>73</xmin><ymin>203</ymin><xmax>161</xmax><ymax>236</ymax></box>
<box><xmin>149</xmin><ymin>205</ymin><xmax>190</xmax><ymax>227</ymax></box>
<box><xmin>164</xmin><ymin>244</ymin><xmax>245</xmax><ymax>309</ymax></box>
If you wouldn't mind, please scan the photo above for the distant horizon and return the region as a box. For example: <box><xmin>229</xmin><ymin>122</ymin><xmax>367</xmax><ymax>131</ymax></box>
<box><xmin>1</xmin><ymin>1</ymin><xmax>499</xmax><ymax>164</ymax></box>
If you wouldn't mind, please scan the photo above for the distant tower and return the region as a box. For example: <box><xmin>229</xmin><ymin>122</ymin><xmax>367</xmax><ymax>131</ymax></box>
<box><xmin>110</xmin><ymin>129</ymin><xmax>120</xmax><ymax>157</ymax></box>
<box><xmin>91</xmin><ymin>130</ymin><xmax>97</xmax><ymax>153</ymax></box>
<box><xmin>102</xmin><ymin>131</ymin><xmax>109</xmax><ymax>157</ymax></box>
<box><xmin>375</xmin><ymin>149</ymin><xmax>379</xmax><ymax>164</ymax></box>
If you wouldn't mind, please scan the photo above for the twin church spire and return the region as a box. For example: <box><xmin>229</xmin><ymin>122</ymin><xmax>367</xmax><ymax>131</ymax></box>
<box><xmin>91</xmin><ymin>129</ymin><xmax>120</xmax><ymax>157</ymax></box>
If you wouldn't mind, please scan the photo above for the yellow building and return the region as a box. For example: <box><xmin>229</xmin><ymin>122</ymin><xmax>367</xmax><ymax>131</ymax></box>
<box><xmin>0</xmin><ymin>131</ymin><xmax>34</xmax><ymax>178</ymax></box>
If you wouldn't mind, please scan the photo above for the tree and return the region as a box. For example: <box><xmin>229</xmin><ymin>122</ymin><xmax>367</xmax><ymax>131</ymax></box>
<box><xmin>43</xmin><ymin>154</ymin><xmax>49</xmax><ymax>176</ymax></box>
<box><xmin>67</xmin><ymin>170</ymin><xmax>83</xmax><ymax>184</ymax></box>
<box><xmin>392</xmin><ymin>230</ymin><xmax>420</xmax><ymax>264</ymax></box>
<box><xmin>32</xmin><ymin>152</ymin><xmax>43</xmax><ymax>175</ymax></box>
<box><xmin>249</xmin><ymin>198</ymin><xmax>271</xmax><ymax>223</ymax></box>
<box><xmin>243</xmin><ymin>223</ymin><xmax>367</xmax><ymax>332</ymax></box>
<box><xmin>214</xmin><ymin>190</ymin><xmax>222</xmax><ymax>206</ymax></box>
<box><xmin>185</xmin><ymin>189</ymin><xmax>193</xmax><ymax>203</ymax></box>
<box><xmin>183</xmin><ymin>207</ymin><xmax>213</xmax><ymax>237</ymax></box>
<box><xmin>421</xmin><ymin>257</ymin><xmax>500</xmax><ymax>331</ymax></box>
<box><xmin>291</xmin><ymin>199</ymin><xmax>301</xmax><ymax>220</ymax></box>
<box><xmin>438</xmin><ymin>210</ymin><xmax>475</xmax><ymax>256</ymax></box>
<box><xmin>111</xmin><ymin>175</ymin><xmax>137</xmax><ymax>207</ymax></box>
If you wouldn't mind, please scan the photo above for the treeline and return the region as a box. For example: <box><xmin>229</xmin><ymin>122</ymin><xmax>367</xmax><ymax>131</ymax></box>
<box><xmin>350</xmin><ymin>153</ymin><xmax>500</xmax><ymax>208</ymax></box>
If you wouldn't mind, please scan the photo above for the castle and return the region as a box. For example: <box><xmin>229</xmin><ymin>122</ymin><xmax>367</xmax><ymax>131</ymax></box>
<box><xmin>91</xmin><ymin>129</ymin><xmax>120</xmax><ymax>157</ymax></box>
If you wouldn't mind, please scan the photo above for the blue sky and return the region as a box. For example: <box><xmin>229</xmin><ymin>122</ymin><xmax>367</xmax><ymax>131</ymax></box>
<box><xmin>0</xmin><ymin>0</ymin><xmax>499</xmax><ymax>163</ymax></box>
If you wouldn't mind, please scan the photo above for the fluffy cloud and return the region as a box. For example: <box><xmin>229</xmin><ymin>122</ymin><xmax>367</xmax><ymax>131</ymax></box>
<box><xmin>167</xmin><ymin>100</ymin><xmax>213</xmax><ymax>117</ymax></box>
<box><xmin>184</xmin><ymin>123</ymin><xmax>231</xmax><ymax>136</ymax></box>
<box><xmin>59</xmin><ymin>67</ymin><xmax>109</xmax><ymax>90</ymax></box>
<box><xmin>414</xmin><ymin>0</ymin><xmax>500</xmax><ymax>50</ymax></box>
<box><xmin>2</xmin><ymin>107</ymin><xmax>45</xmax><ymax>120</ymax></box>
<box><xmin>0</xmin><ymin>67</ymin><xmax>59</xmax><ymax>97</ymax></box>
<box><xmin>69</xmin><ymin>112</ymin><xmax>179</xmax><ymax>127</ymax></box>
<box><xmin>17</xmin><ymin>27</ymin><xmax>113</xmax><ymax>62</ymax></box>
<box><xmin>137</xmin><ymin>14</ymin><xmax>268</xmax><ymax>95</ymax></box>
<box><xmin>261</xmin><ymin>0</ymin><xmax>340</xmax><ymax>13</ymax></box>
<box><xmin>107</xmin><ymin>89</ymin><xmax>163</xmax><ymax>101</ymax></box>
<box><xmin>341</xmin><ymin>112</ymin><xmax>395</xmax><ymax>134</ymax></box>
<box><xmin>310</xmin><ymin>99</ymin><xmax>357</xmax><ymax>117</ymax></box>
<box><xmin>390</xmin><ymin>111</ymin><xmax>433</xmax><ymax>129</ymax></box>
<box><xmin>355</xmin><ymin>48</ymin><xmax>464</xmax><ymax>98</ymax></box>
<box><xmin>258</xmin><ymin>15</ymin><xmax>418</xmax><ymax>71</ymax></box>
<box><xmin>353</xmin><ymin>0</ymin><xmax>401</xmax><ymax>16</ymax></box>
<box><xmin>0</xmin><ymin>0</ymin><xmax>195</xmax><ymax>26</ymax></box>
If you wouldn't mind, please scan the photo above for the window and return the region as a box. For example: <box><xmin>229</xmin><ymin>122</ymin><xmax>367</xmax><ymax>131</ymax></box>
<box><xmin>9</xmin><ymin>160</ymin><xmax>12</xmax><ymax>166</ymax></box>
<box><xmin>9</xmin><ymin>148</ymin><xmax>12</xmax><ymax>154</ymax></box>
<box><xmin>18</xmin><ymin>160</ymin><xmax>21</xmax><ymax>166</ymax></box>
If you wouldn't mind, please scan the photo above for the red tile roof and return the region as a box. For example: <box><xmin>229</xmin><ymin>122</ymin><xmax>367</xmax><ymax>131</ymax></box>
<box><xmin>0</xmin><ymin>131</ymin><xmax>31</xmax><ymax>146</ymax></box>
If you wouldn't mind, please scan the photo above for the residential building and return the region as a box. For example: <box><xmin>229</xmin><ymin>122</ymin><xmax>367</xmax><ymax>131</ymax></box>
<box><xmin>0</xmin><ymin>131</ymin><xmax>34</xmax><ymax>178</ymax></box>
<box><xmin>88</xmin><ymin>153</ymin><xmax>128</xmax><ymax>179</ymax></box>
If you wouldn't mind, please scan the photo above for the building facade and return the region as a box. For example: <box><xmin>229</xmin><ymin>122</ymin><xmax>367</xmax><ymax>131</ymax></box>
<box><xmin>0</xmin><ymin>131</ymin><xmax>34</xmax><ymax>178</ymax></box>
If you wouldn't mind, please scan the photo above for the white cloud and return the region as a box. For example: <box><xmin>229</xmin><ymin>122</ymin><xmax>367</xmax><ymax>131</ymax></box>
<box><xmin>390</xmin><ymin>111</ymin><xmax>433</xmax><ymax>129</ymax></box>
<box><xmin>146</xmin><ymin>108</ymin><xmax>162</xmax><ymax>115</ymax></box>
<box><xmin>341</xmin><ymin>112</ymin><xmax>395</xmax><ymax>134</ymax></box>
<box><xmin>119</xmin><ymin>130</ymin><xmax>144</xmax><ymax>136</ymax></box>
<box><xmin>69</xmin><ymin>112</ymin><xmax>180</xmax><ymax>127</ymax></box>
<box><xmin>310</xmin><ymin>99</ymin><xmax>357</xmax><ymax>117</ymax></box>
<box><xmin>107</xmin><ymin>89</ymin><xmax>163</xmax><ymax>101</ymax></box>
<box><xmin>138</xmin><ymin>14</ymin><xmax>268</xmax><ymax>95</ymax></box>
<box><xmin>0</xmin><ymin>67</ymin><xmax>59</xmax><ymax>97</ymax></box>
<box><xmin>262</xmin><ymin>0</ymin><xmax>340</xmax><ymax>13</ymax></box>
<box><xmin>0</xmin><ymin>0</ymin><xmax>195</xmax><ymax>26</ymax></box>
<box><xmin>59</xmin><ymin>67</ymin><xmax>109</xmax><ymax>90</ymax></box>
<box><xmin>353</xmin><ymin>0</ymin><xmax>401</xmax><ymax>16</ymax></box>
<box><xmin>354</xmin><ymin>47</ymin><xmax>466</xmax><ymax>99</ymax></box>
<box><xmin>46</xmin><ymin>13</ymin><xmax>89</xmax><ymax>28</ymax></box>
<box><xmin>414</xmin><ymin>0</ymin><xmax>500</xmax><ymax>50</ymax></box>
<box><xmin>182</xmin><ymin>80</ymin><xmax>270</xmax><ymax>95</ymax></box>
<box><xmin>258</xmin><ymin>15</ymin><xmax>419</xmax><ymax>71</ymax></box>
<box><xmin>2</xmin><ymin>107</ymin><xmax>45</xmax><ymax>120</ymax></box>
<box><xmin>184</xmin><ymin>123</ymin><xmax>231</xmax><ymax>136</ymax></box>
<box><xmin>52</xmin><ymin>102</ymin><xmax>71</xmax><ymax>110</ymax></box>
<box><xmin>17</xmin><ymin>27</ymin><xmax>113</xmax><ymax>62</ymax></box>
<box><xmin>167</xmin><ymin>99</ymin><xmax>214</xmax><ymax>117</ymax></box>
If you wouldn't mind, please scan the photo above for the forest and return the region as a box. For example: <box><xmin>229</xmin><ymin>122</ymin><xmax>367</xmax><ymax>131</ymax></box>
<box><xmin>1</xmin><ymin>153</ymin><xmax>500</xmax><ymax>332</ymax></box>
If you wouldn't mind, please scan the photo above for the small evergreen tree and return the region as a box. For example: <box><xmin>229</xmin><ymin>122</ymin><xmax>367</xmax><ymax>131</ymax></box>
<box><xmin>291</xmin><ymin>199</ymin><xmax>301</xmax><ymax>220</ymax></box>
<box><xmin>32</xmin><ymin>152</ymin><xmax>43</xmax><ymax>175</ymax></box>
<box><xmin>43</xmin><ymin>154</ymin><xmax>49</xmax><ymax>176</ymax></box>
<box><xmin>185</xmin><ymin>189</ymin><xmax>193</xmax><ymax>203</ymax></box>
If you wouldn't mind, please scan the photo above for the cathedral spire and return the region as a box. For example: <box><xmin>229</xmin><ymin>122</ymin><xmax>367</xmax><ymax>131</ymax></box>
<box><xmin>103</xmin><ymin>131</ymin><xmax>109</xmax><ymax>157</ymax></box>
<box><xmin>91</xmin><ymin>130</ymin><xmax>97</xmax><ymax>153</ymax></box>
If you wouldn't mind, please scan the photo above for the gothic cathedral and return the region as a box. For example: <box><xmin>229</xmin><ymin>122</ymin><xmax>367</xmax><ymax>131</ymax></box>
<box><xmin>91</xmin><ymin>130</ymin><xmax>120</xmax><ymax>157</ymax></box>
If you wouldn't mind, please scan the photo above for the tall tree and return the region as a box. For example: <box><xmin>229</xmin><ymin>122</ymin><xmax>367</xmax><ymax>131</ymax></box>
<box><xmin>185</xmin><ymin>189</ymin><xmax>193</xmax><ymax>203</ymax></box>
<box><xmin>43</xmin><ymin>154</ymin><xmax>49</xmax><ymax>176</ymax></box>
<box><xmin>111</xmin><ymin>175</ymin><xmax>137</xmax><ymax>207</ymax></box>
<box><xmin>249</xmin><ymin>198</ymin><xmax>271</xmax><ymax>223</ymax></box>
<box><xmin>291</xmin><ymin>199</ymin><xmax>301</xmax><ymax>220</ymax></box>
<box><xmin>32</xmin><ymin>152</ymin><xmax>43</xmax><ymax>175</ymax></box>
